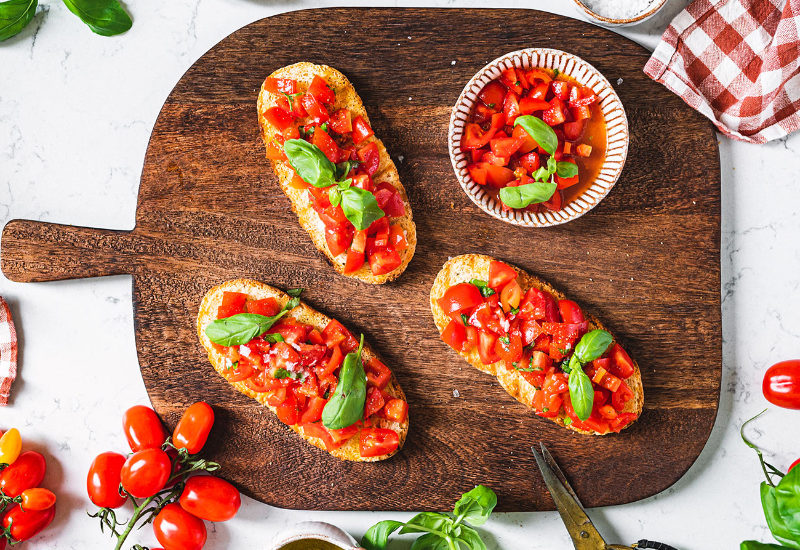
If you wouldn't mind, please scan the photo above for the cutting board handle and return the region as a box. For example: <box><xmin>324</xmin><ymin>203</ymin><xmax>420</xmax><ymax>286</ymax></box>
<box><xmin>1</xmin><ymin>220</ymin><xmax>138</xmax><ymax>282</ymax></box>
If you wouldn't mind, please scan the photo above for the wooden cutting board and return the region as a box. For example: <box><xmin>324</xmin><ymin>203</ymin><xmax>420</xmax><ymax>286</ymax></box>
<box><xmin>0</xmin><ymin>8</ymin><xmax>721</xmax><ymax>511</ymax></box>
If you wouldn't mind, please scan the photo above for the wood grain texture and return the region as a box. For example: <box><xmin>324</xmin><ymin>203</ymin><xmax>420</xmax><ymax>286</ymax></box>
<box><xmin>0</xmin><ymin>8</ymin><xmax>721</xmax><ymax>511</ymax></box>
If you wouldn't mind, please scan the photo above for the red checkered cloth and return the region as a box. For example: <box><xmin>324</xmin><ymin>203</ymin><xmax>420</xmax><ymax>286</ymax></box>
<box><xmin>0</xmin><ymin>297</ymin><xmax>17</xmax><ymax>406</ymax></box>
<box><xmin>644</xmin><ymin>0</ymin><xmax>800</xmax><ymax>143</ymax></box>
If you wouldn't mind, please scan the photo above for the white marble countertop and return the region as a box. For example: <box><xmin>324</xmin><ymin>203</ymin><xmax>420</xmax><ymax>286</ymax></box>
<box><xmin>2</xmin><ymin>1</ymin><xmax>800</xmax><ymax>548</ymax></box>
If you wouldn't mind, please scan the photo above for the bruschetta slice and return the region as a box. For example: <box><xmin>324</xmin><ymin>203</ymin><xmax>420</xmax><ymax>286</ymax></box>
<box><xmin>257</xmin><ymin>62</ymin><xmax>416</xmax><ymax>284</ymax></box>
<box><xmin>430</xmin><ymin>255</ymin><xmax>643</xmax><ymax>435</ymax></box>
<box><xmin>197</xmin><ymin>279</ymin><xmax>409</xmax><ymax>461</ymax></box>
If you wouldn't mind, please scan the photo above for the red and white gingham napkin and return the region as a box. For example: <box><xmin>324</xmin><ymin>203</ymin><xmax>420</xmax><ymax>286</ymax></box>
<box><xmin>0</xmin><ymin>297</ymin><xmax>18</xmax><ymax>406</ymax></box>
<box><xmin>644</xmin><ymin>0</ymin><xmax>800</xmax><ymax>143</ymax></box>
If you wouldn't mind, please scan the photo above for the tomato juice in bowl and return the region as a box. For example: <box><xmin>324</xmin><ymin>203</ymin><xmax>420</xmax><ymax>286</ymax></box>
<box><xmin>449</xmin><ymin>48</ymin><xmax>628</xmax><ymax>227</ymax></box>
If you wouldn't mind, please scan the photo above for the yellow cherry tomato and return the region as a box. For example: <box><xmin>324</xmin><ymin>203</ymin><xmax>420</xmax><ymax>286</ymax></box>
<box><xmin>0</xmin><ymin>428</ymin><xmax>22</xmax><ymax>465</ymax></box>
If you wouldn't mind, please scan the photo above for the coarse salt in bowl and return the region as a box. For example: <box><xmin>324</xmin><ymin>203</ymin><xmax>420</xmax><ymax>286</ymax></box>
<box><xmin>448</xmin><ymin>48</ymin><xmax>629</xmax><ymax>228</ymax></box>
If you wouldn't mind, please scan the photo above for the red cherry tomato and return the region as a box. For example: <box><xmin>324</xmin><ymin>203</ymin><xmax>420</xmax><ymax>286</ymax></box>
<box><xmin>2</xmin><ymin>503</ymin><xmax>55</xmax><ymax>541</ymax></box>
<box><xmin>0</xmin><ymin>451</ymin><xmax>46</xmax><ymax>498</ymax></box>
<box><xmin>153</xmin><ymin>503</ymin><xmax>207</xmax><ymax>550</ymax></box>
<box><xmin>790</xmin><ymin>458</ymin><xmax>800</xmax><ymax>472</ymax></box>
<box><xmin>20</xmin><ymin>487</ymin><xmax>57</xmax><ymax>511</ymax></box>
<box><xmin>87</xmin><ymin>452</ymin><xmax>128</xmax><ymax>508</ymax></box>
<box><xmin>123</xmin><ymin>405</ymin><xmax>167</xmax><ymax>452</ymax></box>
<box><xmin>179</xmin><ymin>475</ymin><xmax>241</xmax><ymax>522</ymax></box>
<box><xmin>763</xmin><ymin>360</ymin><xmax>800</xmax><ymax>409</ymax></box>
<box><xmin>120</xmin><ymin>448</ymin><xmax>171</xmax><ymax>498</ymax></box>
<box><xmin>173</xmin><ymin>402</ymin><xmax>215</xmax><ymax>455</ymax></box>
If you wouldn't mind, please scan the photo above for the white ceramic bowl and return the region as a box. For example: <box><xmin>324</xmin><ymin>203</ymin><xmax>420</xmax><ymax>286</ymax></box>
<box><xmin>448</xmin><ymin>48</ymin><xmax>629</xmax><ymax>227</ymax></box>
<box><xmin>571</xmin><ymin>0</ymin><xmax>669</xmax><ymax>27</ymax></box>
<box><xmin>270</xmin><ymin>521</ymin><xmax>363</xmax><ymax>550</ymax></box>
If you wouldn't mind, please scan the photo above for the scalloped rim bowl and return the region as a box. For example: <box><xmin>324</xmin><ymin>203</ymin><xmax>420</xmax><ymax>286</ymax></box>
<box><xmin>448</xmin><ymin>48</ymin><xmax>629</xmax><ymax>227</ymax></box>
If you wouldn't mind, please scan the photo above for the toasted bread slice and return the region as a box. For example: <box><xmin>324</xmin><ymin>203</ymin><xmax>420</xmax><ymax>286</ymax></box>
<box><xmin>197</xmin><ymin>279</ymin><xmax>409</xmax><ymax>461</ymax></box>
<box><xmin>257</xmin><ymin>62</ymin><xmax>416</xmax><ymax>284</ymax></box>
<box><xmin>430</xmin><ymin>254</ymin><xmax>643</xmax><ymax>435</ymax></box>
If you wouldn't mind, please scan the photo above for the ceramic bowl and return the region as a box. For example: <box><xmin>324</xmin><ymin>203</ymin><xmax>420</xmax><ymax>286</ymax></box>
<box><xmin>571</xmin><ymin>0</ymin><xmax>669</xmax><ymax>27</ymax></box>
<box><xmin>270</xmin><ymin>521</ymin><xmax>363</xmax><ymax>550</ymax></box>
<box><xmin>448</xmin><ymin>48</ymin><xmax>629</xmax><ymax>227</ymax></box>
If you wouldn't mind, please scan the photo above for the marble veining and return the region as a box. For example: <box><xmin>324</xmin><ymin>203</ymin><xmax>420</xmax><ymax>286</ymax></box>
<box><xmin>2</xmin><ymin>1</ymin><xmax>800</xmax><ymax>548</ymax></box>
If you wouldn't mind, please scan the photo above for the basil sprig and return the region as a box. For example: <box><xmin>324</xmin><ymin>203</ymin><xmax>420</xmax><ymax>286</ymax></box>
<box><xmin>741</xmin><ymin>413</ymin><xmax>800</xmax><ymax>549</ymax></box>
<box><xmin>565</xmin><ymin>329</ymin><xmax>613</xmax><ymax>421</ymax></box>
<box><xmin>204</xmin><ymin>294</ymin><xmax>301</xmax><ymax>347</ymax></box>
<box><xmin>283</xmin><ymin>139</ymin><xmax>385</xmax><ymax>231</ymax></box>
<box><xmin>499</xmin><ymin>115</ymin><xmax>579</xmax><ymax>210</ymax></box>
<box><xmin>363</xmin><ymin>485</ymin><xmax>497</xmax><ymax>550</ymax></box>
<box><xmin>0</xmin><ymin>0</ymin><xmax>37</xmax><ymax>41</ymax></box>
<box><xmin>62</xmin><ymin>0</ymin><xmax>132</xmax><ymax>36</ymax></box>
<box><xmin>1</xmin><ymin>0</ymin><xmax>131</xmax><ymax>41</ymax></box>
<box><xmin>469</xmin><ymin>279</ymin><xmax>495</xmax><ymax>298</ymax></box>
<box><xmin>321</xmin><ymin>334</ymin><xmax>367</xmax><ymax>430</ymax></box>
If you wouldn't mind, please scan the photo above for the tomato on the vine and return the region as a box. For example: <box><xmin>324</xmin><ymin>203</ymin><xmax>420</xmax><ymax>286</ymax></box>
<box><xmin>763</xmin><ymin>360</ymin><xmax>800</xmax><ymax>409</ymax></box>
<box><xmin>179</xmin><ymin>475</ymin><xmax>241</xmax><ymax>522</ymax></box>
<box><xmin>0</xmin><ymin>451</ymin><xmax>46</xmax><ymax>497</ymax></box>
<box><xmin>87</xmin><ymin>451</ymin><xmax>128</xmax><ymax>508</ymax></box>
<box><xmin>120</xmin><ymin>448</ymin><xmax>171</xmax><ymax>498</ymax></box>
<box><xmin>153</xmin><ymin>503</ymin><xmax>207</xmax><ymax>550</ymax></box>
<box><xmin>173</xmin><ymin>402</ymin><xmax>214</xmax><ymax>455</ymax></box>
<box><xmin>2</xmin><ymin>503</ymin><xmax>56</xmax><ymax>541</ymax></box>
<box><xmin>123</xmin><ymin>405</ymin><xmax>167</xmax><ymax>452</ymax></box>
<box><xmin>20</xmin><ymin>487</ymin><xmax>57</xmax><ymax>511</ymax></box>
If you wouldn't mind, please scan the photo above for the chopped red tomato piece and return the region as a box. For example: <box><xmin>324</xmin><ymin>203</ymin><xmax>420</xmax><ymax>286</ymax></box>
<box><xmin>609</xmin><ymin>343</ymin><xmax>635</xmax><ymax>378</ymax></box>
<box><xmin>479</xmin><ymin>81</ymin><xmax>507</xmax><ymax>107</ymax></box>
<box><xmin>312</xmin><ymin>128</ymin><xmax>340</xmax><ymax>163</ymax></box>
<box><xmin>488</xmin><ymin>261</ymin><xmax>517</xmax><ymax>290</ymax></box>
<box><xmin>217</xmin><ymin>291</ymin><xmax>247</xmax><ymax>318</ymax></box>
<box><xmin>329</xmin><ymin>109</ymin><xmax>353</xmax><ymax>135</ymax></box>
<box><xmin>500</xmin><ymin>280</ymin><xmax>522</xmax><ymax>312</ymax></box>
<box><xmin>300</xmin><ymin>93</ymin><xmax>329</xmax><ymax>124</ymax></box>
<box><xmin>352</xmin><ymin>116</ymin><xmax>374</xmax><ymax>144</ymax></box>
<box><xmin>264</xmin><ymin>77</ymin><xmax>298</xmax><ymax>94</ymax></box>
<box><xmin>438</xmin><ymin>283</ymin><xmax>484</xmax><ymax>322</ymax></box>
<box><xmin>365</xmin><ymin>357</ymin><xmax>392</xmax><ymax>390</ymax></box>
<box><xmin>246</xmin><ymin>298</ymin><xmax>280</xmax><ymax>317</ymax></box>
<box><xmin>495</xmin><ymin>332</ymin><xmax>523</xmax><ymax>363</ymax></box>
<box><xmin>322</xmin><ymin>319</ymin><xmax>359</xmax><ymax>353</ymax></box>
<box><xmin>442</xmin><ymin>320</ymin><xmax>467</xmax><ymax>352</ymax></box>
<box><xmin>357</xmin><ymin>142</ymin><xmax>380</xmax><ymax>176</ymax></box>
<box><xmin>364</xmin><ymin>387</ymin><xmax>386</xmax><ymax>419</ymax></box>
<box><xmin>359</xmin><ymin>428</ymin><xmax>399</xmax><ymax>458</ymax></box>
<box><xmin>478</xmin><ymin>331</ymin><xmax>500</xmax><ymax>364</ymax></box>
<box><xmin>558</xmin><ymin>300</ymin><xmax>585</xmax><ymax>323</ymax></box>
<box><xmin>299</xmin><ymin>397</ymin><xmax>327</xmax><ymax>424</ymax></box>
<box><xmin>308</xmin><ymin>75</ymin><xmax>335</xmax><ymax>105</ymax></box>
<box><xmin>382</xmin><ymin>399</ymin><xmax>408</xmax><ymax>423</ymax></box>
<box><xmin>368</xmin><ymin>247</ymin><xmax>402</xmax><ymax>276</ymax></box>
<box><xmin>263</xmin><ymin>107</ymin><xmax>294</xmax><ymax>131</ymax></box>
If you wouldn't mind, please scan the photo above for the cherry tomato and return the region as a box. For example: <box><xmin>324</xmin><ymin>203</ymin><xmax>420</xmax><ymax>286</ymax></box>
<box><xmin>179</xmin><ymin>475</ymin><xmax>241</xmax><ymax>522</ymax></box>
<box><xmin>153</xmin><ymin>503</ymin><xmax>207</xmax><ymax>550</ymax></box>
<box><xmin>0</xmin><ymin>451</ymin><xmax>46</xmax><ymax>498</ymax></box>
<box><xmin>0</xmin><ymin>428</ymin><xmax>22</xmax><ymax>465</ymax></box>
<box><xmin>2</xmin><ymin>503</ymin><xmax>55</xmax><ymax>541</ymax></box>
<box><xmin>763</xmin><ymin>360</ymin><xmax>800</xmax><ymax>409</ymax></box>
<box><xmin>87</xmin><ymin>451</ymin><xmax>128</xmax><ymax>508</ymax></box>
<box><xmin>120</xmin><ymin>448</ymin><xmax>171</xmax><ymax>498</ymax></box>
<box><xmin>20</xmin><ymin>487</ymin><xmax>57</xmax><ymax>511</ymax></box>
<box><xmin>123</xmin><ymin>405</ymin><xmax>168</xmax><ymax>452</ymax></box>
<box><xmin>173</xmin><ymin>402</ymin><xmax>215</xmax><ymax>455</ymax></box>
<box><xmin>790</xmin><ymin>458</ymin><xmax>800</xmax><ymax>472</ymax></box>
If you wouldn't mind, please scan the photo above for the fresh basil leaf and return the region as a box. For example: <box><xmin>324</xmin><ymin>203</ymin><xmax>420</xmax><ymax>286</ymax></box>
<box><xmin>568</xmin><ymin>366</ymin><xmax>594</xmax><ymax>421</ymax></box>
<box><xmin>285</xmin><ymin>288</ymin><xmax>303</xmax><ymax>297</ymax></box>
<box><xmin>361</xmin><ymin>520</ymin><xmax>405</xmax><ymax>550</ymax></box>
<box><xmin>741</xmin><ymin>542</ymin><xmax>795</xmax><ymax>550</ymax></box>
<box><xmin>773</xmin><ymin>467</ymin><xmax>800</xmax><ymax>546</ymax></box>
<box><xmin>337</xmin><ymin>178</ymin><xmax>352</xmax><ymax>190</ymax></box>
<box><xmin>400</xmin><ymin>512</ymin><xmax>452</xmax><ymax>534</ymax></box>
<box><xmin>322</xmin><ymin>334</ymin><xmax>367</xmax><ymax>429</ymax></box>
<box><xmin>329</xmin><ymin>187</ymin><xmax>342</xmax><ymax>207</ymax></box>
<box><xmin>0</xmin><ymin>0</ymin><xmax>36</xmax><ymax>41</ymax></box>
<box><xmin>461</xmin><ymin>313</ymin><xmax>469</xmax><ymax>326</ymax></box>
<box><xmin>453</xmin><ymin>485</ymin><xmax>497</xmax><ymax>526</ymax></box>
<box><xmin>262</xmin><ymin>333</ymin><xmax>285</xmax><ymax>343</ymax></box>
<box><xmin>336</xmin><ymin>161</ymin><xmax>354</xmax><ymax>180</ymax></box>
<box><xmin>456</xmin><ymin>525</ymin><xmax>488</xmax><ymax>550</ymax></box>
<box><xmin>514</xmin><ymin>115</ymin><xmax>557</xmax><ymax>155</ymax></box>
<box><xmin>573</xmin><ymin>330</ymin><xmax>613</xmax><ymax>364</ymax></box>
<box><xmin>205</xmin><ymin>311</ymin><xmax>290</xmax><ymax>347</ymax></box>
<box><xmin>62</xmin><ymin>0</ymin><xmax>132</xmax><ymax>36</ymax></box>
<box><xmin>284</xmin><ymin>296</ymin><xmax>301</xmax><ymax>311</ymax></box>
<box><xmin>546</xmin><ymin>155</ymin><xmax>557</xmax><ymax>173</ymax></box>
<box><xmin>469</xmin><ymin>279</ymin><xmax>495</xmax><ymax>298</ymax></box>
<box><xmin>762</xmin><ymin>482</ymin><xmax>800</xmax><ymax>548</ymax></box>
<box><xmin>283</xmin><ymin>139</ymin><xmax>337</xmax><ymax>188</ymax></box>
<box><xmin>556</xmin><ymin>161</ymin><xmax>578</xmax><ymax>178</ymax></box>
<box><xmin>340</xmin><ymin>187</ymin><xmax>385</xmax><ymax>231</ymax></box>
<box><xmin>499</xmin><ymin>180</ymin><xmax>557</xmax><ymax>209</ymax></box>
<box><xmin>273</xmin><ymin>368</ymin><xmax>300</xmax><ymax>380</ymax></box>
<box><xmin>411</xmin><ymin>533</ymin><xmax>450</xmax><ymax>550</ymax></box>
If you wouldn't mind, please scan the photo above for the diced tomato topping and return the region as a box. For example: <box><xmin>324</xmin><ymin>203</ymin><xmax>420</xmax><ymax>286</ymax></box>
<box><xmin>442</xmin><ymin>320</ymin><xmax>467</xmax><ymax>352</ymax></box>
<box><xmin>312</xmin><ymin>128</ymin><xmax>341</xmax><ymax>163</ymax></box>
<box><xmin>364</xmin><ymin>386</ymin><xmax>386</xmax><ymax>419</ymax></box>
<box><xmin>438</xmin><ymin>283</ymin><xmax>484</xmax><ymax>322</ymax></box>
<box><xmin>299</xmin><ymin>397</ymin><xmax>327</xmax><ymax>424</ymax></box>
<box><xmin>308</xmin><ymin>75</ymin><xmax>335</xmax><ymax>105</ymax></box>
<box><xmin>368</xmin><ymin>247</ymin><xmax>402</xmax><ymax>276</ymax></box>
<box><xmin>500</xmin><ymin>280</ymin><xmax>522</xmax><ymax>312</ymax></box>
<box><xmin>217</xmin><ymin>291</ymin><xmax>247</xmax><ymax>318</ymax></box>
<box><xmin>325</xmin><ymin>226</ymin><xmax>354</xmax><ymax>257</ymax></box>
<box><xmin>609</xmin><ymin>343</ymin><xmax>635</xmax><ymax>378</ymax></box>
<box><xmin>359</xmin><ymin>428</ymin><xmax>399</xmax><ymax>458</ymax></box>
<box><xmin>488</xmin><ymin>261</ymin><xmax>517</xmax><ymax>290</ymax></box>
<box><xmin>479</xmin><ymin>81</ymin><xmax>507</xmax><ymax>107</ymax></box>
<box><xmin>352</xmin><ymin>116</ymin><xmax>374</xmax><ymax>144</ymax></box>
<box><xmin>329</xmin><ymin>109</ymin><xmax>353</xmax><ymax>135</ymax></box>
<box><xmin>374</xmin><ymin>182</ymin><xmax>406</xmax><ymax>218</ymax></box>
<box><xmin>300</xmin><ymin>93</ymin><xmax>329</xmax><ymax>124</ymax></box>
<box><xmin>382</xmin><ymin>399</ymin><xmax>408</xmax><ymax>423</ymax></box>
<box><xmin>365</xmin><ymin>357</ymin><xmax>392</xmax><ymax>390</ymax></box>
<box><xmin>495</xmin><ymin>332</ymin><xmax>523</xmax><ymax>363</ymax></box>
<box><xmin>264</xmin><ymin>107</ymin><xmax>294</xmax><ymax>131</ymax></box>
<box><xmin>357</xmin><ymin>142</ymin><xmax>380</xmax><ymax>176</ymax></box>
<box><xmin>246</xmin><ymin>297</ymin><xmax>280</xmax><ymax>317</ymax></box>
<box><xmin>477</xmin><ymin>331</ymin><xmax>500</xmax><ymax>364</ymax></box>
<box><xmin>264</xmin><ymin>77</ymin><xmax>298</xmax><ymax>94</ymax></box>
<box><xmin>322</xmin><ymin>319</ymin><xmax>359</xmax><ymax>353</ymax></box>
